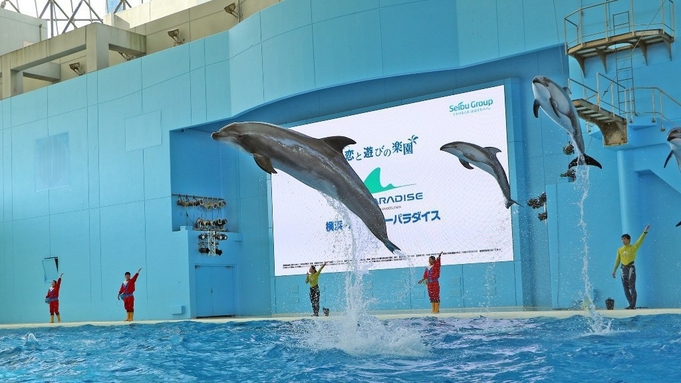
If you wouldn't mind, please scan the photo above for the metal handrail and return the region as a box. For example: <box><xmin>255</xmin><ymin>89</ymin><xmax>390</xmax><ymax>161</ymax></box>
<box><xmin>627</xmin><ymin>86</ymin><xmax>681</xmax><ymax>129</ymax></box>
<box><xmin>564</xmin><ymin>0</ymin><xmax>676</xmax><ymax>53</ymax></box>
<box><xmin>569</xmin><ymin>73</ymin><xmax>629</xmax><ymax>118</ymax></box>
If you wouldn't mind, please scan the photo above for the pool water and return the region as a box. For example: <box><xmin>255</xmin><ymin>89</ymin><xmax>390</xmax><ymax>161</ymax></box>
<box><xmin>2</xmin><ymin>313</ymin><xmax>681</xmax><ymax>382</ymax></box>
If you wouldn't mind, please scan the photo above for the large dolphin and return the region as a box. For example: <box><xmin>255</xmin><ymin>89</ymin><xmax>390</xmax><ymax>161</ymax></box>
<box><xmin>211</xmin><ymin>121</ymin><xmax>400</xmax><ymax>253</ymax></box>
<box><xmin>440</xmin><ymin>141</ymin><xmax>519</xmax><ymax>209</ymax></box>
<box><xmin>532</xmin><ymin>75</ymin><xmax>602</xmax><ymax>169</ymax></box>
<box><xmin>664</xmin><ymin>127</ymin><xmax>681</xmax><ymax>172</ymax></box>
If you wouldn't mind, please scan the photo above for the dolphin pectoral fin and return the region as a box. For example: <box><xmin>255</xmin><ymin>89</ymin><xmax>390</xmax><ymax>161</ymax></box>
<box><xmin>321</xmin><ymin>136</ymin><xmax>357</xmax><ymax>154</ymax></box>
<box><xmin>664</xmin><ymin>151</ymin><xmax>673</xmax><ymax>168</ymax></box>
<box><xmin>550</xmin><ymin>97</ymin><xmax>561</xmax><ymax>119</ymax></box>
<box><xmin>459</xmin><ymin>159</ymin><xmax>474</xmax><ymax>170</ymax></box>
<box><xmin>253</xmin><ymin>154</ymin><xmax>277</xmax><ymax>174</ymax></box>
<box><xmin>676</xmin><ymin>221</ymin><xmax>681</xmax><ymax>227</ymax></box>
<box><xmin>568</xmin><ymin>154</ymin><xmax>602</xmax><ymax>169</ymax></box>
<box><xmin>533</xmin><ymin>100</ymin><xmax>540</xmax><ymax>118</ymax></box>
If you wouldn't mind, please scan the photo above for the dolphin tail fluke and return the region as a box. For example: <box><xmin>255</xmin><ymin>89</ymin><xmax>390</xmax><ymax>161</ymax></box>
<box><xmin>383</xmin><ymin>239</ymin><xmax>401</xmax><ymax>253</ymax></box>
<box><xmin>505</xmin><ymin>199</ymin><xmax>520</xmax><ymax>209</ymax></box>
<box><xmin>568</xmin><ymin>154</ymin><xmax>602</xmax><ymax>169</ymax></box>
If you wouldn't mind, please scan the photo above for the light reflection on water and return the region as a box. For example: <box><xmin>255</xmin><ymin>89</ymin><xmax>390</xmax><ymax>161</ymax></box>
<box><xmin>1</xmin><ymin>315</ymin><xmax>681</xmax><ymax>382</ymax></box>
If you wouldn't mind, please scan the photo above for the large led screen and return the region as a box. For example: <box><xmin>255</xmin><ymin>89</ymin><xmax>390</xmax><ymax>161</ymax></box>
<box><xmin>272</xmin><ymin>85</ymin><xmax>514</xmax><ymax>276</ymax></box>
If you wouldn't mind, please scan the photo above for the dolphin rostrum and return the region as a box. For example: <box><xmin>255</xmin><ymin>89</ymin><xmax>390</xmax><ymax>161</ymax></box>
<box><xmin>211</xmin><ymin>121</ymin><xmax>400</xmax><ymax>253</ymax></box>
<box><xmin>440</xmin><ymin>141</ymin><xmax>519</xmax><ymax>209</ymax></box>
<box><xmin>532</xmin><ymin>75</ymin><xmax>602</xmax><ymax>169</ymax></box>
<box><xmin>664</xmin><ymin>127</ymin><xmax>681</xmax><ymax>172</ymax></box>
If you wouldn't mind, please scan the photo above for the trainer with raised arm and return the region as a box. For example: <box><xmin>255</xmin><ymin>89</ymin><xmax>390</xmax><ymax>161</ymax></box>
<box><xmin>118</xmin><ymin>268</ymin><xmax>142</xmax><ymax>321</ymax></box>
<box><xmin>612</xmin><ymin>225</ymin><xmax>650</xmax><ymax>310</ymax></box>
<box><xmin>419</xmin><ymin>252</ymin><xmax>444</xmax><ymax>313</ymax></box>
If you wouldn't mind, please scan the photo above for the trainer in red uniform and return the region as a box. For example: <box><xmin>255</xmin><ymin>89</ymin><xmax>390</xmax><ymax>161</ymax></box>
<box><xmin>45</xmin><ymin>273</ymin><xmax>64</xmax><ymax>323</ymax></box>
<box><xmin>118</xmin><ymin>268</ymin><xmax>142</xmax><ymax>321</ymax></box>
<box><xmin>418</xmin><ymin>252</ymin><xmax>444</xmax><ymax>313</ymax></box>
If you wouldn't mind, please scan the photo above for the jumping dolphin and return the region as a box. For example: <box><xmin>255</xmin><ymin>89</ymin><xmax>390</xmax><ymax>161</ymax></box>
<box><xmin>440</xmin><ymin>141</ymin><xmax>519</xmax><ymax>209</ymax></box>
<box><xmin>664</xmin><ymin>127</ymin><xmax>681</xmax><ymax>172</ymax></box>
<box><xmin>211</xmin><ymin>121</ymin><xmax>400</xmax><ymax>253</ymax></box>
<box><xmin>532</xmin><ymin>75</ymin><xmax>602</xmax><ymax>169</ymax></box>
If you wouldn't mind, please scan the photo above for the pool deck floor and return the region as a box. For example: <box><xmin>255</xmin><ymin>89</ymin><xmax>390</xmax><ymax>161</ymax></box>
<box><xmin>3</xmin><ymin>308</ymin><xmax>681</xmax><ymax>329</ymax></box>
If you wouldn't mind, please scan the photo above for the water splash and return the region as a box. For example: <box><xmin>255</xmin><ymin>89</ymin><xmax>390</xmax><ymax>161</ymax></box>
<box><xmin>293</xmin><ymin>198</ymin><xmax>429</xmax><ymax>357</ymax></box>
<box><xmin>574</xmin><ymin>165</ymin><xmax>612</xmax><ymax>334</ymax></box>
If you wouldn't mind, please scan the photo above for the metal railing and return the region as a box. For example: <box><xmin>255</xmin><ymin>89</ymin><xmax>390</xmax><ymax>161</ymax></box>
<box><xmin>570</xmin><ymin>75</ymin><xmax>681</xmax><ymax>131</ymax></box>
<box><xmin>564</xmin><ymin>0</ymin><xmax>675</xmax><ymax>52</ymax></box>
<box><xmin>569</xmin><ymin>73</ymin><xmax>630</xmax><ymax>118</ymax></box>
<box><xmin>625</xmin><ymin>86</ymin><xmax>681</xmax><ymax>130</ymax></box>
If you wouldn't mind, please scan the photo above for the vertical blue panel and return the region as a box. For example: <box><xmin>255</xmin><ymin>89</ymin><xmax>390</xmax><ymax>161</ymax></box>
<box><xmin>205</xmin><ymin>61</ymin><xmax>231</xmax><ymax>122</ymax></box>
<box><xmin>87</xmin><ymin>105</ymin><xmax>100</xmax><ymax>209</ymax></box>
<box><xmin>2</xmin><ymin>129</ymin><xmax>12</xmax><ymax>221</ymax></box>
<box><xmin>47</xmin><ymin>76</ymin><xmax>88</xmax><ymax>117</ymax></box>
<box><xmin>142</xmin><ymin>137</ymin><xmax>171</xmax><ymax>200</ymax></box>
<box><xmin>97</xmin><ymin>59</ymin><xmax>142</xmax><ymax>103</ymax></box>
<box><xmin>380</xmin><ymin>0</ymin><xmax>458</xmax><ymax>75</ymax></box>
<box><xmin>88</xmin><ymin>208</ymin><xmax>103</xmax><ymax>313</ymax></box>
<box><xmin>261</xmin><ymin>0</ymin><xmax>312</xmax><ymax>40</ymax></box>
<box><xmin>97</xmin><ymin>94</ymin><xmax>144</xmax><ymax>207</ymax></box>
<box><xmin>142</xmin><ymin>74</ymin><xmax>192</xmax><ymax>131</ymax></box>
<box><xmin>311</xmin><ymin>0</ymin><xmax>379</xmax><ymax>23</ymax></box>
<box><xmin>229</xmin><ymin>13</ymin><xmax>262</xmax><ymax>59</ymax></box>
<box><xmin>12</xmin><ymin>120</ymin><xmax>49</xmax><ymax>220</ymax></box>
<box><xmin>190</xmin><ymin>68</ymin><xmax>207</xmax><ymax>125</ymax></box>
<box><xmin>204</xmin><ymin>31</ymin><xmax>230</xmax><ymax>66</ymax></box>
<box><xmin>12</xmin><ymin>217</ymin><xmax>51</xmax><ymax>323</ymax></box>
<box><xmin>49</xmin><ymin>210</ymin><xmax>91</xmax><ymax>320</ymax></box>
<box><xmin>455</xmin><ymin>1</ymin><xmax>500</xmax><ymax>66</ymax></box>
<box><xmin>87</xmin><ymin>72</ymin><xmax>98</xmax><ymax>106</ymax></box>
<box><xmin>142</xmin><ymin>44</ymin><xmax>191</xmax><ymax>89</ymax></box>
<box><xmin>125</xmin><ymin>111</ymin><xmax>162</xmax><ymax>152</ymax></box>
<box><xmin>313</xmin><ymin>9</ymin><xmax>383</xmax><ymax>88</ymax></box>
<box><xmin>189</xmin><ymin>38</ymin><xmax>206</xmax><ymax>70</ymax></box>
<box><xmin>145</xmin><ymin>197</ymin><xmax>190</xmax><ymax>318</ymax></box>
<box><xmin>230</xmin><ymin>46</ymin><xmax>264</xmax><ymax>114</ymax></box>
<box><xmin>523</xmin><ymin>0</ymin><xmax>563</xmax><ymax>51</ymax></box>
<box><xmin>497</xmin><ymin>0</ymin><xmax>526</xmax><ymax>57</ymax></box>
<box><xmin>262</xmin><ymin>26</ymin><xmax>315</xmax><ymax>102</ymax></box>
<box><xmin>10</xmin><ymin>88</ymin><xmax>47</xmax><ymax>127</ymax></box>
<box><xmin>99</xmin><ymin>202</ymin><xmax>147</xmax><ymax>317</ymax></box>
<box><xmin>47</xmin><ymin>109</ymin><xmax>89</xmax><ymax>215</ymax></box>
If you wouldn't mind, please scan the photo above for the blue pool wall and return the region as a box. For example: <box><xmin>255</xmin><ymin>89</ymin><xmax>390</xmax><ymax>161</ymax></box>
<box><xmin>1</xmin><ymin>0</ymin><xmax>680</xmax><ymax>323</ymax></box>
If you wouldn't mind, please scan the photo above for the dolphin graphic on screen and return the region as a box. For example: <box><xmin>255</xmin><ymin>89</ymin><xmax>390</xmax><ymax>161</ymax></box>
<box><xmin>211</xmin><ymin>121</ymin><xmax>400</xmax><ymax>253</ymax></box>
<box><xmin>440</xmin><ymin>141</ymin><xmax>519</xmax><ymax>209</ymax></box>
<box><xmin>532</xmin><ymin>75</ymin><xmax>602</xmax><ymax>170</ymax></box>
<box><xmin>664</xmin><ymin>127</ymin><xmax>681</xmax><ymax>172</ymax></box>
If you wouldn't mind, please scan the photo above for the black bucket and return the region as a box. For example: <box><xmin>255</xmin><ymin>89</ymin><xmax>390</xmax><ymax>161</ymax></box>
<box><xmin>605</xmin><ymin>298</ymin><xmax>614</xmax><ymax>310</ymax></box>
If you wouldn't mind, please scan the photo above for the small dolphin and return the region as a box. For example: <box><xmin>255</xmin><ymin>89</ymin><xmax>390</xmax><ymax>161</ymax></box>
<box><xmin>664</xmin><ymin>127</ymin><xmax>681</xmax><ymax>172</ymax></box>
<box><xmin>532</xmin><ymin>75</ymin><xmax>602</xmax><ymax>169</ymax></box>
<box><xmin>440</xmin><ymin>141</ymin><xmax>519</xmax><ymax>209</ymax></box>
<box><xmin>211</xmin><ymin>122</ymin><xmax>400</xmax><ymax>253</ymax></box>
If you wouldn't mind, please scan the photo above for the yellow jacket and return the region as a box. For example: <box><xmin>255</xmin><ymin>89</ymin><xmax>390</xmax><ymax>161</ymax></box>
<box><xmin>613</xmin><ymin>231</ymin><xmax>648</xmax><ymax>273</ymax></box>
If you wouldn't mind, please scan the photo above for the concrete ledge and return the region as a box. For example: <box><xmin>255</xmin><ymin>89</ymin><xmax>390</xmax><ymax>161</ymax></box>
<box><xmin>3</xmin><ymin>308</ymin><xmax>680</xmax><ymax>329</ymax></box>
<box><xmin>1</xmin><ymin>23</ymin><xmax>147</xmax><ymax>99</ymax></box>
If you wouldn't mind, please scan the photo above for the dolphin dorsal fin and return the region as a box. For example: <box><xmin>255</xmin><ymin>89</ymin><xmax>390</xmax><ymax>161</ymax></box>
<box><xmin>563</xmin><ymin>86</ymin><xmax>572</xmax><ymax>95</ymax></box>
<box><xmin>485</xmin><ymin>147</ymin><xmax>502</xmax><ymax>155</ymax></box>
<box><xmin>321</xmin><ymin>136</ymin><xmax>356</xmax><ymax>154</ymax></box>
<box><xmin>253</xmin><ymin>154</ymin><xmax>277</xmax><ymax>174</ymax></box>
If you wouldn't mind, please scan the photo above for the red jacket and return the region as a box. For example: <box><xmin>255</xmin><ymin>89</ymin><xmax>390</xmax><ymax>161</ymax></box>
<box><xmin>46</xmin><ymin>277</ymin><xmax>62</xmax><ymax>301</ymax></box>
<box><xmin>119</xmin><ymin>272</ymin><xmax>139</xmax><ymax>297</ymax></box>
<box><xmin>423</xmin><ymin>256</ymin><xmax>441</xmax><ymax>282</ymax></box>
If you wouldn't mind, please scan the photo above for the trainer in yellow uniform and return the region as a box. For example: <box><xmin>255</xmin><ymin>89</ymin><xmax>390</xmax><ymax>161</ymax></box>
<box><xmin>611</xmin><ymin>225</ymin><xmax>650</xmax><ymax>309</ymax></box>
